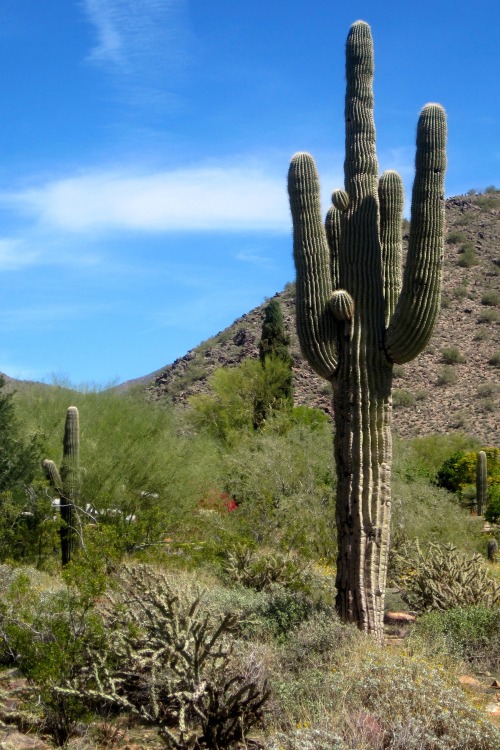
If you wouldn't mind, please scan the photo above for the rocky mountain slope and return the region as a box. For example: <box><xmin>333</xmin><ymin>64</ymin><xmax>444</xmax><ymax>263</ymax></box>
<box><xmin>126</xmin><ymin>191</ymin><xmax>499</xmax><ymax>445</ymax></box>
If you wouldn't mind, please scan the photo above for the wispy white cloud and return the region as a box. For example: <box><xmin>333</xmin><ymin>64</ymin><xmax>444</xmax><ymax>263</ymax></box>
<box><xmin>0</xmin><ymin>239</ymin><xmax>40</xmax><ymax>271</ymax></box>
<box><xmin>3</xmin><ymin>165</ymin><xmax>290</xmax><ymax>233</ymax></box>
<box><xmin>81</xmin><ymin>0</ymin><xmax>191</xmax><ymax>105</ymax></box>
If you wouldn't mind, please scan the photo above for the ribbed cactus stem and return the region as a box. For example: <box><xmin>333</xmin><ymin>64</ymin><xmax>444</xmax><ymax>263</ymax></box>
<box><xmin>476</xmin><ymin>450</ymin><xmax>487</xmax><ymax>517</ymax></box>
<box><xmin>288</xmin><ymin>21</ymin><xmax>446</xmax><ymax>641</ymax></box>
<box><xmin>43</xmin><ymin>406</ymin><xmax>80</xmax><ymax>566</ymax></box>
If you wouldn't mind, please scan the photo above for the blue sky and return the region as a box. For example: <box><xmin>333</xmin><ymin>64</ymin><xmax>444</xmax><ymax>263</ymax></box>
<box><xmin>0</xmin><ymin>0</ymin><xmax>498</xmax><ymax>386</ymax></box>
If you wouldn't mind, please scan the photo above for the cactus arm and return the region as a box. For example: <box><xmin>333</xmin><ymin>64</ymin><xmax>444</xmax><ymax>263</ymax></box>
<box><xmin>325</xmin><ymin>203</ymin><xmax>341</xmax><ymax>290</ymax></box>
<box><xmin>379</xmin><ymin>170</ymin><xmax>404</xmax><ymax>325</ymax></box>
<box><xmin>288</xmin><ymin>152</ymin><xmax>338</xmax><ymax>379</ymax></box>
<box><xmin>385</xmin><ymin>104</ymin><xmax>447</xmax><ymax>363</ymax></box>
<box><xmin>42</xmin><ymin>458</ymin><xmax>63</xmax><ymax>493</ymax></box>
<box><xmin>344</xmin><ymin>21</ymin><xmax>378</xmax><ymax>201</ymax></box>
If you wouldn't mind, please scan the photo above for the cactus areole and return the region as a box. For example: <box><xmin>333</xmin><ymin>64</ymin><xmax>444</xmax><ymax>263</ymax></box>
<box><xmin>288</xmin><ymin>21</ymin><xmax>446</xmax><ymax>640</ymax></box>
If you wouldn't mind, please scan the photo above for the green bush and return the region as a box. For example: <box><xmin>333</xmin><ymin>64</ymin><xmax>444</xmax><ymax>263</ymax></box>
<box><xmin>392</xmin><ymin>389</ymin><xmax>415</xmax><ymax>408</ymax></box>
<box><xmin>436</xmin><ymin>366</ymin><xmax>458</xmax><ymax>386</ymax></box>
<box><xmin>441</xmin><ymin>347</ymin><xmax>465</xmax><ymax>364</ymax></box>
<box><xmin>457</xmin><ymin>245</ymin><xmax>479</xmax><ymax>267</ymax></box>
<box><xmin>481</xmin><ymin>290</ymin><xmax>500</xmax><ymax>306</ymax></box>
<box><xmin>488</xmin><ymin>351</ymin><xmax>500</xmax><ymax>367</ymax></box>
<box><xmin>0</xmin><ymin>567</ymin><xmax>106</xmax><ymax>745</ymax></box>
<box><xmin>436</xmin><ymin>447</ymin><xmax>500</xmax><ymax>493</ymax></box>
<box><xmin>446</xmin><ymin>230</ymin><xmax>466</xmax><ymax>245</ymax></box>
<box><xmin>485</xmin><ymin>484</ymin><xmax>500</xmax><ymax>523</ymax></box>
<box><xmin>412</xmin><ymin>605</ymin><xmax>500</xmax><ymax>672</ymax></box>
<box><xmin>478</xmin><ymin>309</ymin><xmax>499</xmax><ymax>323</ymax></box>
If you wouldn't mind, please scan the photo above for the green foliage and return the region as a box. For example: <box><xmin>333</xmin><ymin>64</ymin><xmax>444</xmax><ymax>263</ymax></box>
<box><xmin>488</xmin><ymin>351</ymin><xmax>500</xmax><ymax>367</ymax></box>
<box><xmin>485</xmin><ymin>484</ymin><xmax>500</xmax><ymax>523</ymax></box>
<box><xmin>270</xmin><ymin>612</ymin><xmax>500</xmax><ymax>750</ymax></box>
<box><xmin>395</xmin><ymin>542</ymin><xmax>500</xmax><ymax>613</ymax></box>
<box><xmin>189</xmin><ymin>357</ymin><xmax>294</xmax><ymax>444</ymax></box>
<box><xmin>15</xmin><ymin>385</ymin><xmax>219</xmax><ymax>555</ymax></box>
<box><xmin>436</xmin><ymin>447</ymin><xmax>500</xmax><ymax>493</ymax></box>
<box><xmin>0</xmin><ymin>376</ymin><xmax>41</xmax><ymax>495</ymax></box>
<box><xmin>256</xmin><ymin>301</ymin><xmax>293</xmax><ymax>427</ymax></box>
<box><xmin>0</xmin><ymin>567</ymin><xmax>105</xmax><ymax>745</ymax></box>
<box><xmin>481</xmin><ymin>290</ymin><xmax>500</xmax><ymax>306</ymax></box>
<box><xmin>457</xmin><ymin>244</ymin><xmax>479</xmax><ymax>267</ymax></box>
<box><xmin>70</xmin><ymin>564</ymin><xmax>270</xmax><ymax>750</ymax></box>
<box><xmin>413</xmin><ymin>605</ymin><xmax>500</xmax><ymax>672</ymax></box>
<box><xmin>436</xmin><ymin>366</ymin><xmax>458</xmax><ymax>385</ymax></box>
<box><xmin>221</xmin><ymin>544</ymin><xmax>315</xmax><ymax>594</ymax></box>
<box><xmin>220</xmin><ymin>422</ymin><xmax>336</xmax><ymax>559</ymax></box>
<box><xmin>392</xmin><ymin>388</ymin><xmax>415</xmax><ymax>408</ymax></box>
<box><xmin>446</xmin><ymin>230</ymin><xmax>466</xmax><ymax>245</ymax></box>
<box><xmin>441</xmin><ymin>346</ymin><xmax>465</xmax><ymax>364</ymax></box>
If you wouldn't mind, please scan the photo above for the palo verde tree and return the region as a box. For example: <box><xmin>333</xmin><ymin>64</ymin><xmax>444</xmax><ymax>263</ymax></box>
<box><xmin>288</xmin><ymin>21</ymin><xmax>446</xmax><ymax>639</ymax></box>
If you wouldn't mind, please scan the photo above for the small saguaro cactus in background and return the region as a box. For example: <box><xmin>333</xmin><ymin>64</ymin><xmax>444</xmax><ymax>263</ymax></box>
<box><xmin>288</xmin><ymin>21</ymin><xmax>447</xmax><ymax>640</ymax></box>
<box><xmin>42</xmin><ymin>406</ymin><xmax>80</xmax><ymax>566</ymax></box>
<box><xmin>476</xmin><ymin>450</ymin><xmax>487</xmax><ymax>516</ymax></box>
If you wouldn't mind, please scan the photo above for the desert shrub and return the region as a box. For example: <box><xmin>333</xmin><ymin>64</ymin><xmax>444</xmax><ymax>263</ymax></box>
<box><xmin>477</xmin><ymin>382</ymin><xmax>498</xmax><ymax>398</ymax></box>
<box><xmin>188</xmin><ymin>357</ymin><xmax>293</xmax><ymax>444</ymax></box>
<box><xmin>485</xmin><ymin>484</ymin><xmax>500</xmax><ymax>523</ymax></box>
<box><xmin>0</xmin><ymin>567</ymin><xmax>105</xmax><ymax>745</ymax></box>
<box><xmin>478</xmin><ymin>308</ymin><xmax>499</xmax><ymax>323</ymax></box>
<box><xmin>441</xmin><ymin>346</ymin><xmax>465</xmax><ymax>364</ymax></box>
<box><xmin>413</xmin><ymin>605</ymin><xmax>500</xmax><ymax>672</ymax></box>
<box><xmin>440</xmin><ymin>295</ymin><xmax>451</xmax><ymax>308</ymax></box>
<box><xmin>436</xmin><ymin>366</ymin><xmax>457</xmax><ymax>385</ymax></box>
<box><xmin>488</xmin><ymin>351</ymin><xmax>500</xmax><ymax>367</ymax></box>
<box><xmin>474</xmin><ymin>326</ymin><xmax>489</xmax><ymax>340</ymax></box>
<box><xmin>65</xmin><ymin>564</ymin><xmax>270</xmax><ymax>749</ymax></box>
<box><xmin>481</xmin><ymin>290</ymin><xmax>500</xmax><ymax>306</ymax></box>
<box><xmin>446</xmin><ymin>230</ymin><xmax>466</xmax><ymax>245</ymax></box>
<box><xmin>453</xmin><ymin>284</ymin><xmax>469</xmax><ymax>300</ymax></box>
<box><xmin>221</xmin><ymin>544</ymin><xmax>315</xmax><ymax>594</ymax></box>
<box><xmin>14</xmin><ymin>386</ymin><xmax>219</xmax><ymax>556</ymax></box>
<box><xmin>220</xmin><ymin>423</ymin><xmax>336</xmax><ymax>560</ymax></box>
<box><xmin>394</xmin><ymin>542</ymin><xmax>500</xmax><ymax>613</ymax></box>
<box><xmin>268</xmin><ymin>613</ymin><xmax>500</xmax><ymax>750</ymax></box>
<box><xmin>457</xmin><ymin>246</ymin><xmax>479</xmax><ymax>267</ymax></box>
<box><xmin>392</xmin><ymin>389</ymin><xmax>415</xmax><ymax>408</ymax></box>
<box><xmin>436</xmin><ymin>447</ymin><xmax>500</xmax><ymax>494</ymax></box>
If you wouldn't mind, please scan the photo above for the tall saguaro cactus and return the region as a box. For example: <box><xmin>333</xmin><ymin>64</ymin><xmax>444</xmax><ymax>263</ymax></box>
<box><xmin>476</xmin><ymin>450</ymin><xmax>487</xmax><ymax>516</ymax></box>
<box><xmin>43</xmin><ymin>406</ymin><xmax>80</xmax><ymax>566</ymax></box>
<box><xmin>288</xmin><ymin>21</ymin><xmax>446</xmax><ymax>640</ymax></box>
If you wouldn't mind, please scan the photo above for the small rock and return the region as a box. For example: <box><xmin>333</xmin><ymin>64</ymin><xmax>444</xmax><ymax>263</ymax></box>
<box><xmin>0</xmin><ymin>730</ymin><xmax>50</xmax><ymax>750</ymax></box>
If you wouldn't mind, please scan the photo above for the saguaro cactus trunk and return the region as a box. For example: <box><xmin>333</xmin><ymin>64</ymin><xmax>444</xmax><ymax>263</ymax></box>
<box><xmin>288</xmin><ymin>21</ymin><xmax>446</xmax><ymax>640</ymax></box>
<box><xmin>43</xmin><ymin>406</ymin><xmax>80</xmax><ymax>566</ymax></box>
<box><xmin>476</xmin><ymin>450</ymin><xmax>487</xmax><ymax>516</ymax></box>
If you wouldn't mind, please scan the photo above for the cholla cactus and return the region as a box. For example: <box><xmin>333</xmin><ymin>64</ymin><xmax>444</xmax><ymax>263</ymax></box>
<box><xmin>55</xmin><ymin>564</ymin><xmax>270</xmax><ymax>749</ymax></box>
<box><xmin>399</xmin><ymin>542</ymin><xmax>500</xmax><ymax>612</ymax></box>
<box><xmin>476</xmin><ymin>450</ymin><xmax>487</xmax><ymax>516</ymax></box>
<box><xmin>42</xmin><ymin>406</ymin><xmax>80</xmax><ymax>565</ymax></box>
<box><xmin>288</xmin><ymin>21</ymin><xmax>447</xmax><ymax>639</ymax></box>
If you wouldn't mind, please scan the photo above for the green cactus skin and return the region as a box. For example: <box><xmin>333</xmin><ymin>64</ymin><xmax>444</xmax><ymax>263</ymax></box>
<box><xmin>476</xmin><ymin>450</ymin><xmax>487</xmax><ymax>517</ymax></box>
<box><xmin>288</xmin><ymin>21</ymin><xmax>446</xmax><ymax>640</ymax></box>
<box><xmin>43</xmin><ymin>406</ymin><xmax>80</xmax><ymax>566</ymax></box>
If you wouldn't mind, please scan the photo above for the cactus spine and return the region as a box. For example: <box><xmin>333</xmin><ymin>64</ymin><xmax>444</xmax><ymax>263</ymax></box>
<box><xmin>288</xmin><ymin>21</ymin><xmax>446</xmax><ymax>640</ymax></box>
<box><xmin>476</xmin><ymin>450</ymin><xmax>487</xmax><ymax>516</ymax></box>
<box><xmin>43</xmin><ymin>406</ymin><xmax>80</xmax><ymax>565</ymax></box>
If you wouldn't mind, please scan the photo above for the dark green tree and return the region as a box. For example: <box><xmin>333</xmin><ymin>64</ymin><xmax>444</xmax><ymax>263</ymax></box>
<box><xmin>0</xmin><ymin>376</ymin><xmax>40</xmax><ymax>493</ymax></box>
<box><xmin>254</xmin><ymin>300</ymin><xmax>293</xmax><ymax>428</ymax></box>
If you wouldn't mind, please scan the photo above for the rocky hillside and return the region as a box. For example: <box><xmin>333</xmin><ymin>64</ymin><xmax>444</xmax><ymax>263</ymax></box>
<box><xmin>127</xmin><ymin>191</ymin><xmax>500</xmax><ymax>444</ymax></box>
